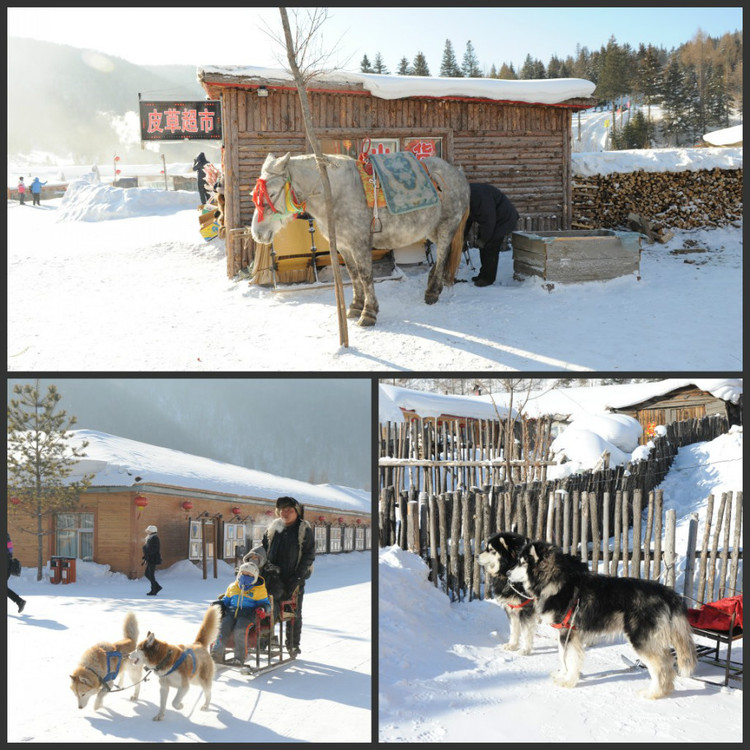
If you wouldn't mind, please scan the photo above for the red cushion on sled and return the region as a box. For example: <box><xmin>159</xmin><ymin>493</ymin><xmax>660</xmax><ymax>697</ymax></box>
<box><xmin>687</xmin><ymin>595</ymin><xmax>743</xmax><ymax>632</ymax></box>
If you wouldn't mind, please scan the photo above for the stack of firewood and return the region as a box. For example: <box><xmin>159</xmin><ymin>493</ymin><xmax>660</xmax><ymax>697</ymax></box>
<box><xmin>572</xmin><ymin>167</ymin><xmax>743</xmax><ymax>231</ymax></box>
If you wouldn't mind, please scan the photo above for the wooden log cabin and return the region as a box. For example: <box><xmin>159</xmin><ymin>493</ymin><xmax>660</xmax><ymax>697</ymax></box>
<box><xmin>198</xmin><ymin>66</ymin><xmax>596</xmax><ymax>281</ymax></box>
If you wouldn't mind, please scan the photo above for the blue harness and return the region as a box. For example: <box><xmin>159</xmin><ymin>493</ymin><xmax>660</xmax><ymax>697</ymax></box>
<box><xmin>85</xmin><ymin>650</ymin><xmax>123</xmax><ymax>690</ymax></box>
<box><xmin>164</xmin><ymin>648</ymin><xmax>196</xmax><ymax>676</ymax></box>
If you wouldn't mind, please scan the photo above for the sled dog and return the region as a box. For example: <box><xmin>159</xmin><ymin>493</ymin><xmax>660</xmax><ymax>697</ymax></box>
<box><xmin>70</xmin><ymin>611</ymin><xmax>143</xmax><ymax>710</ymax></box>
<box><xmin>508</xmin><ymin>540</ymin><xmax>697</xmax><ymax>699</ymax></box>
<box><xmin>130</xmin><ymin>605</ymin><xmax>220</xmax><ymax>721</ymax></box>
<box><xmin>477</xmin><ymin>531</ymin><xmax>538</xmax><ymax>654</ymax></box>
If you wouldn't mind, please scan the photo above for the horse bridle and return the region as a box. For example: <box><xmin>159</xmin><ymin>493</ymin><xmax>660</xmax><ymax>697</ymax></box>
<box><xmin>252</xmin><ymin>173</ymin><xmax>305</xmax><ymax>223</ymax></box>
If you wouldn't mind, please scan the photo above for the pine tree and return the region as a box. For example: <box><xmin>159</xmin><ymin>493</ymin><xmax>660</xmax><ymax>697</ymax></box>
<box><xmin>440</xmin><ymin>39</ymin><xmax>463</xmax><ymax>77</ymax></box>
<box><xmin>360</xmin><ymin>54</ymin><xmax>374</xmax><ymax>73</ymax></box>
<box><xmin>547</xmin><ymin>55</ymin><xmax>563</xmax><ymax>78</ymax></box>
<box><xmin>7</xmin><ymin>381</ymin><xmax>95</xmax><ymax>581</ymax></box>
<box><xmin>637</xmin><ymin>43</ymin><xmax>664</xmax><ymax>139</ymax></box>
<box><xmin>461</xmin><ymin>40</ymin><xmax>482</xmax><ymax>77</ymax></box>
<box><xmin>519</xmin><ymin>54</ymin><xmax>545</xmax><ymax>79</ymax></box>
<box><xmin>595</xmin><ymin>36</ymin><xmax>631</xmax><ymax>135</ymax></box>
<box><xmin>412</xmin><ymin>51</ymin><xmax>430</xmax><ymax>77</ymax></box>
<box><xmin>705</xmin><ymin>62</ymin><xmax>730</xmax><ymax>127</ymax></box>
<box><xmin>373</xmin><ymin>52</ymin><xmax>389</xmax><ymax>75</ymax></box>
<box><xmin>498</xmin><ymin>62</ymin><xmax>518</xmax><ymax>80</ymax></box>
<box><xmin>397</xmin><ymin>56</ymin><xmax>412</xmax><ymax>76</ymax></box>
<box><xmin>487</xmin><ymin>64</ymin><xmax>498</xmax><ymax>79</ymax></box>
<box><xmin>660</xmin><ymin>58</ymin><xmax>687</xmax><ymax>145</ymax></box>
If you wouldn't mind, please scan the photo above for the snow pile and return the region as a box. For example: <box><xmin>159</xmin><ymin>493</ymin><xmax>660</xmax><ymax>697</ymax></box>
<box><xmin>703</xmin><ymin>124</ymin><xmax>742</xmax><ymax>146</ymax></box>
<box><xmin>548</xmin><ymin>412</ymin><xmax>643</xmax><ymax>477</ymax></box>
<box><xmin>572</xmin><ymin>146</ymin><xmax>742</xmax><ymax>176</ymax></box>
<box><xmin>56</xmin><ymin>172</ymin><xmax>198</xmax><ymax>221</ymax></box>
<box><xmin>65</xmin><ymin>429</ymin><xmax>370</xmax><ymax>513</ymax></box>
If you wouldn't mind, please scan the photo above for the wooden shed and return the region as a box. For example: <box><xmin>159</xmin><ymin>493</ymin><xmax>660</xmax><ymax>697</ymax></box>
<box><xmin>610</xmin><ymin>384</ymin><xmax>738</xmax><ymax>441</ymax></box>
<box><xmin>198</xmin><ymin>66</ymin><xmax>596</xmax><ymax>280</ymax></box>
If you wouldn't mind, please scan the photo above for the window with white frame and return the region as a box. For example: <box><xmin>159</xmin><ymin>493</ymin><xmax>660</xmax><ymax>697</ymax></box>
<box><xmin>55</xmin><ymin>512</ymin><xmax>94</xmax><ymax>560</ymax></box>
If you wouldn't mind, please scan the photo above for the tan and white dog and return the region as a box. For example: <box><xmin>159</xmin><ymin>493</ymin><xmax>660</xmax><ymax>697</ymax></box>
<box><xmin>70</xmin><ymin>611</ymin><xmax>143</xmax><ymax>710</ymax></box>
<box><xmin>129</xmin><ymin>605</ymin><xmax>220</xmax><ymax>721</ymax></box>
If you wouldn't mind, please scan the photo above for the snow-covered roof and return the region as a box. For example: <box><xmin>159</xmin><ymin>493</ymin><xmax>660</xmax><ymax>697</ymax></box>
<box><xmin>199</xmin><ymin>65</ymin><xmax>596</xmax><ymax>106</ymax></box>
<box><xmin>379</xmin><ymin>379</ymin><xmax>741</xmax><ymax>424</ymax></box>
<box><xmin>66</xmin><ymin>430</ymin><xmax>369</xmax><ymax>513</ymax></box>
<box><xmin>703</xmin><ymin>124</ymin><xmax>742</xmax><ymax>147</ymax></box>
<box><xmin>485</xmin><ymin>378</ymin><xmax>742</xmax><ymax>420</ymax></box>
<box><xmin>379</xmin><ymin>383</ymin><xmax>514</xmax><ymax>423</ymax></box>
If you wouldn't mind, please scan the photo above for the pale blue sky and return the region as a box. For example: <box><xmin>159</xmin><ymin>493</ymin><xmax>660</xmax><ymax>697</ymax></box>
<box><xmin>8</xmin><ymin>6</ymin><xmax>743</xmax><ymax>74</ymax></box>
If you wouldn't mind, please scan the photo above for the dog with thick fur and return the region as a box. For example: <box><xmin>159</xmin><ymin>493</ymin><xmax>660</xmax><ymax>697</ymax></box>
<box><xmin>477</xmin><ymin>531</ymin><xmax>537</xmax><ymax>654</ymax></box>
<box><xmin>70</xmin><ymin>611</ymin><xmax>143</xmax><ymax>710</ymax></box>
<box><xmin>129</xmin><ymin>605</ymin><xmax>220</xmax><ymax>721</ymax></box>
<box><xmin>508</xmin><ymin>540</ymin><xmax>697</xmax><ymax>699</ymax></box>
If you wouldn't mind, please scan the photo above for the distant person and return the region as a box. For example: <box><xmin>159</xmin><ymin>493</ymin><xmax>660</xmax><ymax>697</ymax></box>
<box><xmin>141</xmin><ymin>524</ymin><xmax>162</xmax><ymax>596</ymax></box>
<box><xmin>7</xmin><ymin>533</ymin><xmax>26</xmax><ymax>613</ymax></box>
<box><xmin>30</xmin><ymin>177</ymin><xmax>47</xmax><ymax>206</ymax></box>
<box><xmin>91</xmin><ymin>164</ymin><xmax>101</xmax><ymax>183</ymax></box>
<box><xmin>262</xmin><ymin>496</ymin><xmax>315</xmax><ymax>657</ymax></box>
<box><xmin>465</xmin><ymin>183</ymin><xmax>519</xmax><ymax>287</ymax></box>
<box><xmin>192</xmin><ymin>152</ymin><xmax>210</xmax><ymax>204</ymax></box>
<box><xmin>17</xmin><ymin>177</ymin><xmax>26</xmax><ymax>205</ymax></box>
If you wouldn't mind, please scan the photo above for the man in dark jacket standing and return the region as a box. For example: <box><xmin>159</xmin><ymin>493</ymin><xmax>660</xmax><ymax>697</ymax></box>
<box><xmin>466</xmin><ymin>183</ymin><xmax>519</xmax><ymax>287</ymax></box>
<box><xmin>262</xmin><ymin>496</ymin><xmax>315</xmax><ymax>657</ymax></box>
<box><xmin>142</xmin><ymin>525</ymin><xmax>162</xmax><ymax>596</ymax></box>
<box><xmin>7</xmin><ymin>533</ymin><xmax>26</xmax><ymax>613</ymax></box>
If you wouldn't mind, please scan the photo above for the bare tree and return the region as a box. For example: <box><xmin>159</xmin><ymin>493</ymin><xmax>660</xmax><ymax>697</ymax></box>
<box><xmin>273</xmin><ymin>8</ymin><xmax>349</xmax><ymax>346</ymax></box>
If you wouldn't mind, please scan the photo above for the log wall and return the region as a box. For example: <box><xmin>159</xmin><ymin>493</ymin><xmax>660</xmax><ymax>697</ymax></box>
<box><xmin>201</xmin><ymin>83</ymin><xmax>582</xmax><ymax>277</ymax></box>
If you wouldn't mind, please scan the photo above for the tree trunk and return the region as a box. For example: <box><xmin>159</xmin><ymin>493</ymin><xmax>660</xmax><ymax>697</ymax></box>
<box><xmin>279</xmin><ymin>8</ymin><xmax>348</xmax><ymax>347</ymax></box>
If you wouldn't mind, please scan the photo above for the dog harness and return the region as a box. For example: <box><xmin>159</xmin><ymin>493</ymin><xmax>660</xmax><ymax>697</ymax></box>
<box><xmin>163</xmin><ymin>648</ymin><xmax>197</xmax><ymax>677</ymax></box>
<box><xmin>551</xmin><ymin>599</ymin><xmax>580</xmax><ymax>630</ymax></box>
<box><xmin>507</xmin><ymin>598</ymin><xmax>534</xmax><ymax>610</ymax></box>
<box><xmin>85</xmin><ymin>650</ymin><xmax>122</xmax><ymax>690</ymax></box>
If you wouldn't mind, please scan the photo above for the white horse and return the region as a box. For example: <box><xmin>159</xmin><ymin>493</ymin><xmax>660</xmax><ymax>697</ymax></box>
<box><xmin>251</xmin><ymin>152</ymin><xmax>470</xmax><ymax>326</ymax></box>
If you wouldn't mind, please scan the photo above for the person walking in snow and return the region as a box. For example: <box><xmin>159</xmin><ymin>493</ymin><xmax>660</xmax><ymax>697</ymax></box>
<box><xmin>465</xmin><ymin>183</ymin><xmax>519</xmax><ymax>287</ymax></box>
<box><xmin>17</xmin><ymin>177</ymin><xmax>26</xmax><ymax>205</ymax></box>
<box><xmin>7</xmin><ymin>533</ymin><xmax>26</xmax><ymax>613</ymax></box>
<box><xmin>29</xmin><ymin>177</ymin><xmax>48</xmax><ymax>206</ymax></box>
<box><xmin>141</xmin><ymin>525</ymin><xmax>162</xmax><ymax>596</ymax></box>
<box><xmin>262</xmin><ymin>496</ymin><xmax>315</xmax><ymax>657</ymax></box>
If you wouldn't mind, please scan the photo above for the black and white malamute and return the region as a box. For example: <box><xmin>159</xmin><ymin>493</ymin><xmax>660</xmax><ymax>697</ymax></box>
<box><xmin>508</xmin><ymin>540</ymin><xmax>697</xmax><ymax>698</ymax></box>
<box><xmin>477</xmin><ymin>531</ymin><xmax>538</xmax><ymax>655</ymax></box>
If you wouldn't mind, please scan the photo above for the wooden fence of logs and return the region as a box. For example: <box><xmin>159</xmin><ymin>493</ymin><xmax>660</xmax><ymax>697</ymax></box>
<box><xmin>572</xmin><ymin>167</ymin><xmax>742</xmax><ymax>231</ymax></box>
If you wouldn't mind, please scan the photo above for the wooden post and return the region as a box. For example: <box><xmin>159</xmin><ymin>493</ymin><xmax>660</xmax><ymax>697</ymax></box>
<box><xmin>602</xmin><ymin>491</ymin><xmax>610</xmax><ymax>574</ymax></box>
<box><xmin>643</xmin><ymin>491</ymin><xmax>654</xmax><ymax>580</ymax></box>
<box><xmin>200</xmin><ymin>517</ymin><xmax>207</xmax><ymax>580</ymax></box>
<box><xmin>406</xmin><ymin>499</ymin><xmax>420</xmax><ymax>554</ymax></box>
<box><xmin>572</xmin><ymin>489</ymin><xmax>580</xmax><ymax>556</ymax></box>
<box><xmin>437</xmin><ymin>493</ymin><xmax>449</xmax><ymax>594</ymax></box>
<box><xmin>428</xmin><ymin>493</ymin><xmax>439</xmax><ymax>587</ymax></box>
<box><xmin>728</xmin><ymin>492</ymin><xmax>742</xmax><ymax>596</ymax></box>
<box><xmin>589</xmin><ymin>491</ymin><xmax>600</xmax><ymax>572</ymax></box>
<box><xmin>612</xmin><ymin>490</ymin><xmax>622</xmax><ymax>576</ymax></box>
<box><xmin>450</xmin><ymin>492</ymin><xmax>461</xmax><ymax>601</ymax></box>
<box><xmin>653</xmin><ymin>490</ymin><xmax>663</xmax><ymax>583</ymax></box>
<box><xmin>707</xmin><ymin>492</ymin><xmax>727</xmax><ymax>602</ymax></box>
<box><xmin>554</xmin><ymin>491</ymin><xmax>562</xmax><ymax>547</ymax></box>
<box><xmin>419</xmin><ymin>491</ymin><xmax>429</xmax><ymax>556</ymax></box>
<box><xmin>545</xmin><ymin>490</ymin><xmax>555</xmax><ymax>543</ymax></box>
<box><xmin>472</xmin><ymin>492</ymin><xmax>484</xmax><ymax>601</ymax></box>
<box><xmin>562</xmin><ymin>492</ymin><xmax>571</xmax><ymax>554</ymax></box>
<box><xmin>683</xmin><ymin>512</ymin><xmax>699</xmax><ymax>602</ymax></box>
<box><xmin>580</xmin><ymin>491</ymin><xmax>589</xmax><ymax>564</ymax></box>
<box><xmin>621</xmin><ymin>490</ymin><xmax>630</xmax><ymax>577</ymax></box>
<box><xmin>664</xmin><ymin>509</ymin><xmax>676</xmax><ymax>589</ymax></box>
<box><xmin>696</xmin><ymin>494</ymin><xmax>714</xmax><ymax>604</ymax></box>
<box><xmin>718</xmin><ymin>491</ymin><xmax>733</xmax><ymax>599</ymax></box>
<box><xmin>462</xmin><ymin>490</ymin><xmax>472</xmax><ymax>600</ymax></box>
<box><xmin>632</xmin><ymin>489</ymin><xmax>642</xmax><ymax>579</ymax></box>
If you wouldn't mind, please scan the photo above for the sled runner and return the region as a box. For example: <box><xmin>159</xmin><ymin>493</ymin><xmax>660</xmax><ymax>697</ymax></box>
<box><xmin>213</xmin><ymin>593</ymin><xmax>299</xmax><ymax>678</ymax></box>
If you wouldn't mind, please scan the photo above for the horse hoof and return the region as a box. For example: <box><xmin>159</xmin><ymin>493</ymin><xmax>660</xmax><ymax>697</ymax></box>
<box><xmin>424</xmin><ymin>293</ymin><xmax>440</xmax><ymax>305</ymax></box>
<box><xmin>347</xmin><ymin>306</ymin><xmax>363</xmax><ymax>320</ymax></box>
<box><xmin>357</xmin><ymin>313</ymin><xmax>377</xmax><ymax>327</ymax></box>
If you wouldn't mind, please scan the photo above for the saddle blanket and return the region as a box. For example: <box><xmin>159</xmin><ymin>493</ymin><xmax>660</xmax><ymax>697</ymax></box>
<box><xmin>369</xmin><ymin>152</ymin><xmax>439</xmax><ymax>215</ymax></box>
<box><xmin>356</xmin><ymin>160</ymin><xmax>387</xmax><ymax>209</ymax></box>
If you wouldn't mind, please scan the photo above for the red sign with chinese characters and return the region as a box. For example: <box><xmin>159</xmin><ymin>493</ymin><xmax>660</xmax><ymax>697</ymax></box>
<box><xmin>139</xmin><ymin>100</ymin><xmax>222</xmax><ymax>141</ymax></box>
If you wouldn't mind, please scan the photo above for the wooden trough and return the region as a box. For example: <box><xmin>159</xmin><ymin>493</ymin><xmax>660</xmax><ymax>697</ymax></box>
<box><xmin>511</xmin><ymin>229</ymin><xmax>641</xmax><ymax>283</ymax></box>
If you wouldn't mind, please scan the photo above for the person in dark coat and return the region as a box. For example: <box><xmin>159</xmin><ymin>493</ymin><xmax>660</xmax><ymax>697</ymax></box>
<box><xmin>7</xmin><ymin>533</ymin><xmax>26</xmax><ymax>613</ymax></box>
<box><xmin>262</xmin><ymin>496</ymin><xmax>315</xmax><ymax>657</ymax></box>
<box><xmin>466</xmin><ymin>183</ymin><xmax>519</xmax><ymax>286</ymax></box>
<box><xmin>141</xmin><ymin>525</ymin><xmax>162</xmax><ymax>596</ymax></box>
<box><xmin>192</xmin><ymin>152</ymin><xmax>210</xmax><ymax>205</ymax></box>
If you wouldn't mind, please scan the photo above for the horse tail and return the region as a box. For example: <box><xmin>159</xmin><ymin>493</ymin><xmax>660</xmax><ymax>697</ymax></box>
<box><xmin>444</xmin><ymin>206</ymin><xmax>470</xmax><ymax>285</ymax></box>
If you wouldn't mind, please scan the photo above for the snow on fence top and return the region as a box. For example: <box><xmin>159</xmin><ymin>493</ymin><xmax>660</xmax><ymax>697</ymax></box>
<box><xmin>63</xmin><ymin>429</ymin><xmax>369</xmax><ymax>512</ymax></box>
<box><xmin>198</xmin><ymin>65</ymin><xmax>596</xmax><ymax>105</ymax></box>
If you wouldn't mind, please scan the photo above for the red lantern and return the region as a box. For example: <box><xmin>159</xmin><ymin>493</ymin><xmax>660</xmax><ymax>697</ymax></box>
<box><xmin>231</xmin><ymin>507</ymin><xmax>241</xmax><ymax>516</ymax></box>
<box><xmin>114</xmin><ymin>156</ymin><xmax>120</xmax><ymax>161</ymax></box>
<box><xmin>318</xmin><ymin>515</ymin><xmax>325</xmax><ymax>522</ymax></box>
<box><xmin>10</xmin><ymin>496</ymin><xmax>21</xmax><ymax>505</ymax></box>
<box><xmin>182</xmin><ymin>501</ymin><xmax>194</xmax><ymax>511</ymax></box>
<box><xmin>134</xmin><ymin>495</ymin><xmax>149</xmax><ymax>508</ymax></box>
<box><xmin>356</xmin><ymin>518</ymin><xmax>362</xmax><ymax>524</ymax></box>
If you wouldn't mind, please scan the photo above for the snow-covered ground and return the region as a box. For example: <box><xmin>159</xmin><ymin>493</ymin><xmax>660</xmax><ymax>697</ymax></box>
<box><xmin>379</xmin><ymin>428</ymin><xmax>743</xmax><ymax>743</ymax></box>
<box><xmin>7</xmin><ymin>551</ymin><xmax>371</xmax><ymax>743</ymax></box>
<box><xmin>6</xmin><ymin>156</ymin><xmax>742</xmax><ymax>372</ymax></box>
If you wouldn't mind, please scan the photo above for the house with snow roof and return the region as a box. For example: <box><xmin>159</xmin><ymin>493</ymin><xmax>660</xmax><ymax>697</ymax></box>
<box><xmin>197</xmin><ymin>66</ymin><xmax>596</xmax><ymax>281</ymax></box>
<box><xmin>8</xmin><ymin>430</ymin><xmax>371</xmax><ymax>579</ymax></box>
